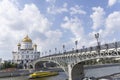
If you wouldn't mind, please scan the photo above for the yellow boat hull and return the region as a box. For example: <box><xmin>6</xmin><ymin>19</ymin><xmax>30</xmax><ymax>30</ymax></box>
<box><xmin>29</xmin><ymin>71</ymin><xmax>58</xmax><ymax>79</ymax></box>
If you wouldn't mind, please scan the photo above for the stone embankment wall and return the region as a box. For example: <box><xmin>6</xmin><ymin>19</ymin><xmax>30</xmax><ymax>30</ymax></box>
<box><xmin>0</xmin><ymin>69</ymin><xmax>30</xmax><ymax>78</ymax></box>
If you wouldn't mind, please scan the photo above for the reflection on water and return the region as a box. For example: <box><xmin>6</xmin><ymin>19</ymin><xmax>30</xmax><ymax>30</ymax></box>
<box><xmin>0</xmin><ymin>72</ymin><xmax>67</xmax><ymax>80</ymax></box>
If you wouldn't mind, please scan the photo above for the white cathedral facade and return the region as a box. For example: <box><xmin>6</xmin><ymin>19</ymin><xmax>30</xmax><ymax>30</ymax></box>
<box><xmin>12</xmin><ymin>35</ymin><xmax>40</xmax><ymax>68</ymax></box>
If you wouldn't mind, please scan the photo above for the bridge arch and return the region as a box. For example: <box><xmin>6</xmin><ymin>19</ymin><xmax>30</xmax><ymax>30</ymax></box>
<box><xmin>30</xmin><ymin>59</ymin><xmax>68</xmax><ymax>74</ymax></box>
<box><xmin>70</xmin><ymin>53</ymin><xmax>120</xmax><ymax>80</ymax></box>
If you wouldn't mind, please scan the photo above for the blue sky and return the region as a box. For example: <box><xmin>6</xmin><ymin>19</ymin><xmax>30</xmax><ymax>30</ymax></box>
<box><xmin>0</xmin><ymin>0</ymin><xmax>120</xmax><ymax>60</ymax></box>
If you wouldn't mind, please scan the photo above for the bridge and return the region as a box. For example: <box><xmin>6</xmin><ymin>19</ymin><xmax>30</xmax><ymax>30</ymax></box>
<box><xmin>29</xmin><ymin>41</ymin><xmax>120</xmax><ymax>80</ymax></box>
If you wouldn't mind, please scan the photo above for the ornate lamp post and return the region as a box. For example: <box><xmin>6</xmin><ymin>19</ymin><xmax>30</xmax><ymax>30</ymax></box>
<box><xmin>95</xmin><ymin>33</ymin><xmax>100</xmax><ymax>56</ymax></box>
<box><xmin>75</xmin><ymin>40</ymin><xmax>78</xmax><ymax>50</ymax></box>
<box><xmin>95</xmin><ymin>33</ymin><xmax>99</xmax><ymax>45</ymax></box>
<box><xmin>115</xmin><ymin>42</ymin><xmax>117</xmax><ymax>51</ymax></box>
<box><xmin>63</xmin><ymin>44</ymin><xmax>65</xmax><ymax>53</ymax></box>
<box><xmin>42</xmin><ymin>52</ymin><xmax>43</xmax><ymax>57</ymax></box>
<box><xmin>82</xmin><ymin>46</ymin><xmax>85</xmax><ymax>52</ymax></box>
<box><xmin>49</xmin><ymin>50</ymin><xmax>51</xmax><ymax>55</ymax></box>
<box><xmin>72</xmin><ymin>48</ymin><xmax>74</xmax><ymax>51</ymax></box>
<box><xmin>45</xmin><ymin>51</ymin><xmax>47</xmax><ymax>56</ymax></box>
<box><xmin>55</xmin><ymin>48</ymin><xmax>57</xmax><ymax>54</ymax></box>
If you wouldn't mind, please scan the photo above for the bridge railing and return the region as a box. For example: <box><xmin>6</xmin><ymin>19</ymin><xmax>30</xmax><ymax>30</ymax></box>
<box><xmin>76</xmin><ymin>41</ymin><xmax>120</xmax><ymax>53</ymax></box>
<box><xmin>40</xmin><ymin>41</ymin><xmax>120</xmax><ymax>58</ymax></box>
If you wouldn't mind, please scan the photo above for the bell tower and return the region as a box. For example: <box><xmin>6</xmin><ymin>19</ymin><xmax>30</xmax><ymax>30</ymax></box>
<box><xmin>17</xmin><ymin>43</ymin><xmax>21</xmax><ymax>50</ymax></box>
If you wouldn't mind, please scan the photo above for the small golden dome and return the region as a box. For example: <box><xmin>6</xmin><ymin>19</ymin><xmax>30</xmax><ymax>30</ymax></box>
<box><xmin>17</xmin><ymin>43</ymin><xmax>21</xmax><ymax>46</ymax></box>
<box><xmin>33</xmin><ymin>44</ymin><xmax>37</xmax><ymax>47</ymax></box>
<box><xmin>22</xmin><ymin>35</ymin><xmax>32</xmax><ymax>42</ymax></box>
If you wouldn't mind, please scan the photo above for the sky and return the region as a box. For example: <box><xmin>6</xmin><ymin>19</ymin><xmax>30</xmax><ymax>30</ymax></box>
<box><xmin>0</xmin><ymin>0</ymin><xmax>120</xmax><ymax>60</ymax></box>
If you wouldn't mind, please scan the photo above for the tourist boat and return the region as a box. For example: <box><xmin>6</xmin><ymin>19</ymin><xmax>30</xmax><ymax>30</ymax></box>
<box><xmin>28</xmin><ymin>71</ymin><xmax>58</xmax><ymax>79</ymax></box>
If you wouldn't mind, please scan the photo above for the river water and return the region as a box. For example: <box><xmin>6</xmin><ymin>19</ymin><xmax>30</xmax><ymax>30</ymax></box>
<box><xmin>0</xmin><ymin>72</ymin><xmax>67</xmax><ymax>80</ymax></box>
<box><xmin>1</xmin><ymin>72</ymin><xmax>120</xmax><ymax>80</ymax></box>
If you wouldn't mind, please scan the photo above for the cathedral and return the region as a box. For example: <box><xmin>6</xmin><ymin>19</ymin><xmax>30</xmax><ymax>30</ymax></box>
<box><xmin>12</xmin><ymin>35</ymin><xmax>40</xmax><ymax>68</ymax></box>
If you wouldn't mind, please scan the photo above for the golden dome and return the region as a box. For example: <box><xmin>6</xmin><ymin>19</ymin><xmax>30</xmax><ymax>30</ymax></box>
<box><xmin>17</xmin><ymin>43</ymin><xmax>21</xmax><ymax>46</ymax></box>
<box><xmin>22</xmin><ymin>35</ymin><xmax>32</xmax><ymax>42</ymax></box>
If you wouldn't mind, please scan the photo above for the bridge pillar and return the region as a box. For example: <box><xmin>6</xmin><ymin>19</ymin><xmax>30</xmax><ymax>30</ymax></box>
<box><xmin>68</xmin><ymin>64</ymin><xmax>72</xmax><ymax>80</ymax></box>
<box><xmin>43</xmin><ymin>63</ymin><xmax>47</xmax><ymax>68</ymax></box>
<box><xmin>30</xmin><ymin>63</ymin><xmax>35</xmax><ymax>70</ymax></box>
<box><xmin>33</xmin><ymin>65</ymin><xmax>35</xmax><ymax>70</ymax></box>
<box><xmin>72</xmin><ymin>62</ymin><xmax>84</xmax><ymax>80</ymax></box>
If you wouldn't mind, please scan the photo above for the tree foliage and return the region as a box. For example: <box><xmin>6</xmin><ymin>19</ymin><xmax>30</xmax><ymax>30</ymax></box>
<box><xmin>1</xmin><ymin>61</ymin><xmax>17</xmax><ymax>69</ymax></box>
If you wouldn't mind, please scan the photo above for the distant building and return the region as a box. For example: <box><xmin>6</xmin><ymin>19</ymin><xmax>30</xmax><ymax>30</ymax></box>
<box><xmin>0</xmin><ymin>58</ymin><xmax>1</xmax><ymax>63</ymax></box>
<box><xmin>12</xmin><ymin>35</ymin><xmax>40</xmax><ymax>69</ymax></box>
<box><xmin>0</xmin><ymin>58</ymin><xmax>2</xmax><ymax>69</ymax></box>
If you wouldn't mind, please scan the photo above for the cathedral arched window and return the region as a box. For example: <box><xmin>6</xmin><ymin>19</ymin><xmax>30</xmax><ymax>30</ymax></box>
<box><xmin>31</xmin><ymin>55</ymin><xmax>33</xmax><ymax>58</ymax></box>
<box><xmin>18</xmin><ymin>56</ymin><xmax>19</xmax><ymax>59</ymax></box>
<box><xmin>13</xmin><ymin>56</ymin><xmax>15</xmax><ymax>59</ymax></box>
<box><xmin>22</xmin><ymin>55</ymin><xmax>24</xmax><ymax>58</ymax></box>
<box><xmin>26</xmin><ymin>55</ymin><xmax>29</xmax><ymax>58</ymax></box>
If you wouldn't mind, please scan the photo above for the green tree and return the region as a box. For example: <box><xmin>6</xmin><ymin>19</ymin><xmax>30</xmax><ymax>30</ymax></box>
<box><xmin>1</xmin><ymin>61</ymin><xmax>17</xmax><ymax>69</ymax></box>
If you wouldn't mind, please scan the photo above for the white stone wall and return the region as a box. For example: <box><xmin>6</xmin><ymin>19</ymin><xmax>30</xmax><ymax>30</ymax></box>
<box><xmin>12</xmin><ymin>49</ymin><xmax>40</xmax><ymax>64</ymax></box>
<box><xmin>21</xmin><ymin>42</ymin><xmax>33</xmax><ymax>49</ymax></box>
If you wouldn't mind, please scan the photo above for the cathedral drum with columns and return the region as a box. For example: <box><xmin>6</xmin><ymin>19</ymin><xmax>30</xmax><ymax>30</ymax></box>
<box><xmin>12</xmin><ymin>35</ymin><xmax>40</xmax><ymax>69</ymax></box>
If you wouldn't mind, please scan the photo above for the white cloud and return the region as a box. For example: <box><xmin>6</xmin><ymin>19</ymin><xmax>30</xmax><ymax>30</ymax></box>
<box><xmin>88</xmin><ymin>7</ymin><xmax>120</xmax><ymax>45</ymax></box>
<box><xmin>61</xmin><ymin>16</ymin><xmax>84</xmax><ymax>39</ymax></box>
<box><xmin>106</xmin><ymin>11</ymin><xmax>120</xmax><ymax>29</ymax></box>
<box><xmin>108</xmin><ymin>0</ymin><xmax>117</xmax><ymax>7</ymax></box>
<box><xmin>0</xmin><ymin>0</ymin><xmax>52</xmax><ymax>33</ymax></box>
<box><xmin>61</xmin><ymin>16</ymin><xmax>88</xmax><ymax>49</ymax></box>
<box><xmin>47</xmin><ymin>3</ymin><xmax>86</xmax><ymax>15</ymax></box>
<box><xmin>47</xmin><ymin>3</ymin><xmax>68</xmax><ymax>14</ymax></box>
<box><xmin>104</xmin><ymin>11</ymin><xmax>120</xmax><ymax>37</ymax></box>
<box><xmin>33</xmin><ymin>30</ymin><xmax>63</xmax><ymax>55</ymax></box>
<box><xmin>70</xmin><ymin>5</ymin><xmax>86</xmax><ymax>15</ymax></box>
<box><xmin>90</xmin><ymin>7</ymin><xmax>105</xmax><ymax>30</ymax></box>
<box><xmin>46</xmin><ymin>0</ymin><xmax>56</xmax><ymax>3</ymax></box>
<box><xmin>0</xmin><ymin>0</ymin><xmax>53</xmax><ymax>59</ymax></box>
<box><xmin>89</xmin><ymin>11</ymin><xmax>120</xmax><ymax>44</ymax></box>
<box><xmin>21</xmin><ymin>4</ymin><xmax>52</xmax><ymax>33</ymax></box>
